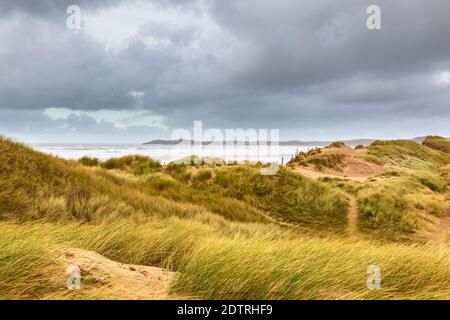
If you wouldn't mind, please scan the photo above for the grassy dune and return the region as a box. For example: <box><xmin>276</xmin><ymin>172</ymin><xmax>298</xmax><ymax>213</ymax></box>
<box><xmin>193</xmin><ymin>166</ymin><xmax>348</xmax><ymax>230</ymax></box>
<box><xmin>422</xmin><ymin>136</ymin><xmax>450</xmax><ymax>154</ymax></box>
<box><xmin>0</xmin><ymin>137</ymin><xmax>449</xmax><ymax>299</ymax></box>
<box><xmin>354</xmin><ymin>140</ymin><xmax>450</xmax><ymax>239</ymax></box>
<box><xmin>367</xmin><ymin>139</ymin><xmax>450</xmax><ymax>166</ymax></box>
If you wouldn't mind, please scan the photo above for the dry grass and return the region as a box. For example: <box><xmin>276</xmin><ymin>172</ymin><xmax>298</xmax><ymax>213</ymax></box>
<box><xmin>422</xmin><ymin>136</ymin><xmax>450</xmax><ymax>154</ymax></box>
<box><xmin>1</xmin><ymin>220</ymin><xmax>449</xmax><ymax>300</ymax></box>
<box><xmin>1</xmin><ymin>137</ymin><xmax>450</xmax><ymax>300</ymax></box>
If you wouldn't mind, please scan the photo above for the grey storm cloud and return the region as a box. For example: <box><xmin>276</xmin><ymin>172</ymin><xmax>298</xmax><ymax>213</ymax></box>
<box><xmin>0</xmin><ymin>0</ymin><xmax>449</xmax><ymax>142</ymax></box>
<box><xmin>0</xmin><ymin>0</ymin><xmax>123</xmax><ymax>17</ymax></box>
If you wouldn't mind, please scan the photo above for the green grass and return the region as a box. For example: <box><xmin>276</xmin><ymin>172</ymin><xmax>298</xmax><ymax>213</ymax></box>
<box><xmin>298</xmin><ymin>153</ymin><xmax>347</xmax><ymax>171</ymax></box>
<box><xmin>165</xmin><ymin>162</ymin><xmax>192</xmax><ymax>183</ymax></box>
<box><xmin>101</xmin><ymin>154</ymin><xmax>161</xmax><ymax>175</ymax></box>
<box><xmin>318</xmin><ymin>176</ymin><xmax>362</xmax><ymax>195</ymax></box>
<box><xmin>78</xmin><ymin>156</ymin><xmax>100</xmax><ymax>167</ymax></box>
<box><xmin>192</xmin><ymin>168</ymin><xmax>213</xmax><ymax>184</ymax></box>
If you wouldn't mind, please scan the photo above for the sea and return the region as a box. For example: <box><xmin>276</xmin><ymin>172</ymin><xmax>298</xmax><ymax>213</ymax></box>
<box><xmin>31</xmin><ymin>143</ymin><xmax>317</xmax><ymax>164</ymax></box>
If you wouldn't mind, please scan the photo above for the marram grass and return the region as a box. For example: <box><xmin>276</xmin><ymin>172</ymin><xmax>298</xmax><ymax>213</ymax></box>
<box><xmin>0</xmin><ymin>137</ymin><xmax>449</xmax><ymax>300</ymax></box>
<box><xmin>0</xmin><ymin>220</ymin><xmax>449</xmax><ymax>300</ymax></box>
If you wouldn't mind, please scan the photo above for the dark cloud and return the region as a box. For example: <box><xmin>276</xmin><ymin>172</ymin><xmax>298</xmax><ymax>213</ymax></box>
<box><xmin>0</xmin><ymin>0</ymin><xmax>123</xmax><ymax>18</ymax></box>
<box><xmin>0</xmin><ymin>0</ymin><xmax>449</xmax><ymax>142</ymax></box>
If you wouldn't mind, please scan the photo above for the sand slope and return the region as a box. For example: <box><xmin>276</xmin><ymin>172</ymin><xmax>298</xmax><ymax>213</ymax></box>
<box><xmin>58</xmin><ymin>248</ymin><xmax>184</xmax><ymax>299</ymax></box>
<box><xmin>291</xmin><ymin>146</ymin><xmax>385</xmax><ymax>181</ymax></box>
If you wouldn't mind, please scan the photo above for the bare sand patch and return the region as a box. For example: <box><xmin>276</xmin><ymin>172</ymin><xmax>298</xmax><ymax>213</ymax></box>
<box><xmin>346</xmin><ymin>195</ymin><xmax>359</xmax><ymax>238</ymax></box>
<box><xmin>57</xmin><ymin>248</ymin><xmax>185</xmax><ymax>299</ymax></box>
<box><xmin>290</xmin><ymin>145</ymin><xmax>385</xmax><ymax>181</ymax></box>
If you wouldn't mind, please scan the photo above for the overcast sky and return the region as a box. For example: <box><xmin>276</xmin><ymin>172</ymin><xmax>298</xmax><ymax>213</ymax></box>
<box><xmin>0</xmin><ymin>0</ymin><xmax>449</xmax><ymax>143</ymax></box>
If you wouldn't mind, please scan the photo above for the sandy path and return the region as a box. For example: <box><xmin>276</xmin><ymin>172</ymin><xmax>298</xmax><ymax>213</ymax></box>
<box><xmin>346</xmin><ymin>195</ymin><xmax>359</xmax><ymax>238</ymax></box>
<box><xmin>417</xmin><ymin>197</ymin><xmax>450</xmax><ymax>245</ymax></box>
<box><xmin>58</xmin><ymin>248</ymin><xmax>185</xmax><ymax>299</ymax></box>
<box><xmin>293</xmin><ymin>166</ymin><xmax>362</xmax><ymax>182</ymax></box>
<box><xmin>258</xmin><ymin>210</ymin><xmax>295</xmax><ymax>227</ymax></box>
<box><xmin>289</xmin><ymin>165</ymin><xmax>362</xmax><ymax>237</ymax></box>
<box><xmin>428</xmin><ymin>211</ymin><xmax>450</xmax><ymax>245</ymax></box>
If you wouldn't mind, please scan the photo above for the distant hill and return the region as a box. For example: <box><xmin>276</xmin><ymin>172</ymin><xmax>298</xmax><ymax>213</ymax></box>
<box><xmin>413</xmin><ymin>136</ymin><xmax>449</xmax><ymax>143</ymax></box>
<box><xmin>143</xmin><ymin>138</ymin><xmax>375</xmax><ymax>147</ymax></box>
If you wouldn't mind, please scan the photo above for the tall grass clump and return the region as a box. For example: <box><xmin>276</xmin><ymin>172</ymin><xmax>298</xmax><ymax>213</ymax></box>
<box><xmin>192</xmin><ymin>168</ymin><xmax>213</xmax><ymax>185</ymax></box>
<box><xmin>0</xmin><ymin>224</ymin><xmax>66</xmax><ymax>299</ymax></box>
<box><xmin>299</xmin><ymin>153</ymin><xmax>346</xmax><ymax>171</ymax></box>
<box><xmin>101</xmin><ymin>155</ymin><xmax>161</xmax><ymax>175</ymax></box>
<box><xmin>78</xmin><ymin>156</ymin><xmax>100</xmax><ymax>167</ymax></box>
<box><xmin>166</xmin><ymin>162</ymin><xmax>191</xmax><ymax>182</ymax></box>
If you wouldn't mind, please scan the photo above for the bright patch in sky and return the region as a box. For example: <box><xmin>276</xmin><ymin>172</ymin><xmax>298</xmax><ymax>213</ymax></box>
<box><xmin>44</xmin><ymin>108</ymin><xmax>167</xmax><ymax>130</ymax></box>
<box><xmin>128</xmin><ymin>91</ymin><xmax>145</xmax><ymax>99</ymax></box>
<box><xmin>82</xmin><ymin>0</ymin><xmax>225</xmax><ymax>52</ymax></box>
<box><xmin>433</xmin><ymin>71</ymin><xmax>450</xmax><ymax>86</ymax></box>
